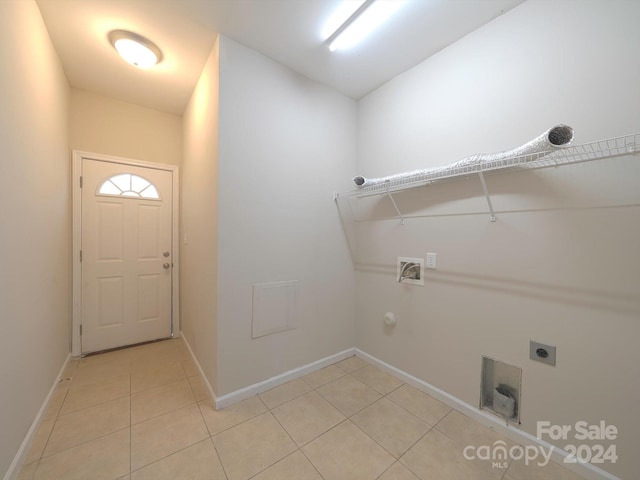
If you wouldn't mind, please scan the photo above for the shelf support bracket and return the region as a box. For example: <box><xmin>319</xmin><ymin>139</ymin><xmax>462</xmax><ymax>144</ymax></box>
<box><xmin>478</xmin><ymin>172</ymin><xmax>496</xmax><ymax>222</ymax></box>
<box><xmin>385</xmin><ymin>183</ymin><xmax>405</xmax><ymax>225</ymax></box>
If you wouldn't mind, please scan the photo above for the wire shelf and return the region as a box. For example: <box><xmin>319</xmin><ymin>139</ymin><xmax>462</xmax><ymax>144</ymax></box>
<box><xmin>336</xmin><ymin>132</ymin><xmax>640</xmax><ymax>200</ymax></box>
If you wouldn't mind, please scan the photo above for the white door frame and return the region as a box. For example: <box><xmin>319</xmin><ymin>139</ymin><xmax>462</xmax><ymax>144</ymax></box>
<box><xmin>72</xmin><ymin>151</ymin><xmax>180</xmax><ymax>357</ymax></box>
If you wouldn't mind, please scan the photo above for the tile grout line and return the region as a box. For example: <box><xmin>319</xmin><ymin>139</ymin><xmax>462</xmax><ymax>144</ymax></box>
<box><xmin>378</xmin><ymin>387</ymin><xmax>453</xmax><ymax>480</ymax></box>
<box><xmin>36</xmin><ymin>427</ymin><xmax>131</xmax><ymax>465</ymax></box>
<box><xmin>36</xmin><ymin>386</ymin><xmax>71</xmax><ymax>465</ymax></box>
<box><xmin>26</xmin><ymin>341</ymin><xmax>189</xmax><ymax>479</ymax></box>
<box><xmin>38</xmin><ymin>367</ymin><xmax>200</xmax><ymax>474</ymax></box>
<box><xmin>131</xmin><ymin>416</ymin><xmax>210</xmax><ymax>469</ymax></box>
<box><xmin>301</xmin><ymin>369</ymin><xmax>398</xmax><ymax>478</ymax></box>
<box><xmin>342</xmin><ymin>381</ymin><xmax>430</xmax><ymax>473</ymax></box>
<box><xmin>183</xmin><ymin>337</ymin><xmax>230</xmax><ymax>480</ymax></box>
<box><xmin>128</xmin><ymin>344</ymin><xmax>210</xmax><ymax>475</ymax></box>
<box><xmin>208</xmin><ymin>436</ymin><xmax>230</xmax><ymax>480</ymax></box>
<box><xmin>128</xmin><ymin>437</ymin><xmax>220</xmax><ymax>478</ymax></box>
<box><xmin>253</xmin><ymin>367</ymin><xmax>372</xmax><ymax>480</ymax></box>
<box><xmin>192</xmin><ymin>374</ymin><xmax>232</xmax><ymax>480</ymax></box>
<box><xmin>378</xmin><ymin>382</ymin><xmax>434</xmax><ymax>480</ymax></box>
<box><xmin>298</xmin><ymin>450</ymin><xmax>327</xmax><ymax>480</ymax></box>
<box><xmin>35</xmin><ymin>387</ymin><xmax>73</xmax><ymax>463</ymax></box>
<box><xmin>416</xmin><ymin>408</ymin><xmax>521</xmax><ymax>479</ymax></box>
<box><xmin>197</xmin><ymin>396</ymin><xmax>269</xmax><ymax>438</ymax></box>
<box><xmin>303</xmin><ymin>360</ymin><xmax>440</xmax><ymax>480</ymax></box>
<box><xmin>131</xmin><ymin>393</ymin><xmax>198</xmax><ymax>425</ymax></box>
<box><xmin>257</xmin><ymin>379</ymin><xmax>312</xmax><ymax>410</ymax></box>
<box><xmin>58</xmin><ymin>390</ymin><xmax>131</xmax><ymax>418</ymax></box>
<box><xmin>253</xmin><ymin>410</ymin><xmax>302</xmax><ymax>479</ymax></box>
<box><xmin>288</xmin><ymin>383</ymin><xmax>406</xmax><ymax>480</ymax></box>
<box><xmin>373</xmin><ymin>461</ymin><xmax>401</xmax><ymax>480</ymax></box>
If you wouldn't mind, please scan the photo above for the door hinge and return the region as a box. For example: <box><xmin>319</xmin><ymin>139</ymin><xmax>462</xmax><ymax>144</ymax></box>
<box><xmin>79</xmin><ymin>176</ymin><xmax>83</xmax><ymax>188</ymax></box>
<box><xmin>79</xmin><ymin>324</ymin><xmax>82</xmax><ymax>336</ymax></box>
<box><xmin>80</xmin><ymin>250</ymin><xmax>82</xmax><ymax>262</ymax></box>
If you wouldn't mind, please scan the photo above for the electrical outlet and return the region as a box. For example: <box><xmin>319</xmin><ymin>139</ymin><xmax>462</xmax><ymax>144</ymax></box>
<box><xmin>530</xmin><ymin>340</ymin><xmax>556</xmax><ymax>366</ymax></box>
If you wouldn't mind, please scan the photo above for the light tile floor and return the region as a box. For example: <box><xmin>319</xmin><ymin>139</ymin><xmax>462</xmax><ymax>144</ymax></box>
<box><xmin>19</xmin><ymin>338</ymin><xmax>585</xmax><ymax>480</ymax></box>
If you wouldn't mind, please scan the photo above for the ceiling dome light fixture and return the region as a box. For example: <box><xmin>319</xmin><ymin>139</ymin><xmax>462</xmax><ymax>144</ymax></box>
<box><xmin>109</xmin><ymin>30</ymin><xmax>162</xmax><ymax>68</ymax></box>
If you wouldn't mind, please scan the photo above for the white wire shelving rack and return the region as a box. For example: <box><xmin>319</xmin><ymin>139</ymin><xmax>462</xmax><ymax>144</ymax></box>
<box><xmin>334</xmin><ymin>132</ymin><xmax>640</xmax><ymax>224</ymax></box>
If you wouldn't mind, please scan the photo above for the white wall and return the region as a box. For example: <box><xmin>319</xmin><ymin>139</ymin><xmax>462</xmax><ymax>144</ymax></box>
<box><xmin>181</xmin><ymin>39</ymin><xmax>221</xmax><ymax>394</ymax></box>
<box><xmin>0</xmin><ymin>0</ymin><xmax>70</xmax><ymax>477</ymax></box>
<box><xmin>70</xmin><ymin>89</ymin><xmax>182</xmax><ymax>166</ymax></box>
<box><xmin>216</xmin><ymin>37</ymin><xmax>357</xmax><ymax>395</ymax></box>
<box><xmin>354</xmin><ymin>1</ymin><xmax>640</xmax><ymax>478</ymax></box>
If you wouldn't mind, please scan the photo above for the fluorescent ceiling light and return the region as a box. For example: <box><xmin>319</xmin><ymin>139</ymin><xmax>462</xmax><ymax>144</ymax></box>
<box><xmin>325</xmin><ymin>0</ymin><xmax>403</xmax><ymax>52</ymax></box>
<box><xmin>109</xmin><ymin>30</ymin><xmax>162</xmax><ymax>68</ymax></box>
<box><xmin>323</xmin><ymin>0</ymin><xmax>367</xmax><ymax>39</ymax></box>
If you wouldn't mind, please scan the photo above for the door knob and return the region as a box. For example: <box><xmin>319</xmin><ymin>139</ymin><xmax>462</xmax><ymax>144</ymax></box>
<box><xmin>163</xmin><ymin>263</ymin><xmax>171</xmax><ymax>269</ymax></box>
<box><xmin>163</xmin><ymin>251</ymin><xmax>170</xmax><ymax>257</ymax></box>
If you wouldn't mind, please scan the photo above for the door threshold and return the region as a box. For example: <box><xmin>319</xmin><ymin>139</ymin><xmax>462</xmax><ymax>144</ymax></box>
<box><xmin>82</xmin><ymin>336</ymin><xmax>173</xmax><ymax>358</ymax></box>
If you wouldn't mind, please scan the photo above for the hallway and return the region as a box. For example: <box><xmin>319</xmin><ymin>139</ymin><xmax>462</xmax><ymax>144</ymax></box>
<box><xmin>19</xmin><ymin>338</ymin><xmax>582</xmax><ymax>480</ymax></box>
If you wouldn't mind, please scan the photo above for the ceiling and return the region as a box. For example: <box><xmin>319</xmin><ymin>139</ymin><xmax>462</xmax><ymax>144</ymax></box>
<box><xmin>36</xmin><ymin>0</ymin><xmax>525</xmax><ymax>115</ymax></box>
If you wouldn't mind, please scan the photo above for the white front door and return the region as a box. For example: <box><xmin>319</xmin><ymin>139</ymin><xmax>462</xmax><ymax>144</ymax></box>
<box><xmin>81</xmin><ymin>158</ymin><xmax>173</xmax><ymax>354</ymax></box>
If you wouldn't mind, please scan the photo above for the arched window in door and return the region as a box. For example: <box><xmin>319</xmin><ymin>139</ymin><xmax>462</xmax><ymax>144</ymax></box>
<box><xmin>97</xmin><ymin>173</ymin><xmax>160</xmax><ymax>200</ymax></box>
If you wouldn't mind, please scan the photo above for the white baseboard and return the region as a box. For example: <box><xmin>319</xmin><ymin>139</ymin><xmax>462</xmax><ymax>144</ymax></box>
<box><xmin>355</xmin><ymin>349</ymin><xmax>619</xmax><ymax>480</ymax></box>
<box><xmin>4</xmin><ymin>353</ymin><xmax>71</xmax><ymax>480</ymax></box>
<box><xmin>179</xmin><ymin>332</ymin><xmax>354</xmax><ymax>411</ymax></box>
<box><xmin>179</xmin><ymin>332</ymin><xmax>218</xmax><ymax>406</ymax></box>
<box><xmin>215</xmin><ymin>348</ymin><xmax>356</xmax><ymax>410</ymax></box>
